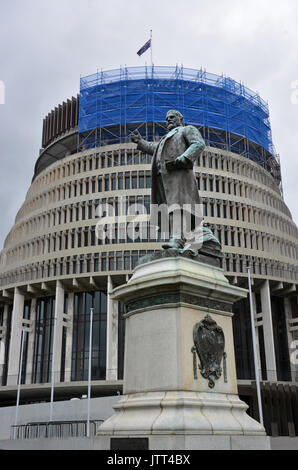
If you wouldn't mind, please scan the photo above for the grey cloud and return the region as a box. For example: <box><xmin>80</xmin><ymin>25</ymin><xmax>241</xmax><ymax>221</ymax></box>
<box><xmin>0</xmin><ymin>0</ymin><xmax>297</xmax><ymax>248</ymax></box>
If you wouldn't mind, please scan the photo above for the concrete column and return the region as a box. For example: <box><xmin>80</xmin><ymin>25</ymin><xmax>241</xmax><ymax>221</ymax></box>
<box><xmin>7</xmin><ymin>288</ymin><xmax>25</xmax><ymax>386</ymax></box>
<box><xmin>260</xmin><ymin>280</ymin><xmax>277</xmax><ymax>381</ymax></box>
<box><xmin>25</xmin><ymin>298</ymin><xmax>37</xmax><ymax>384</ymax></box>
<box><xmin>52</xmin><ymin>280</ymin><xmax>65</xmax><ymax>383</ymax></box>
<box><xmin>206</xmin><ymin>200</ymin><xmax>211</xmax><ymax>218</ymax></box>
<box><xmin>227</xmin><ymin>226</ymin><xmax>231</xmax><ymax>246</ymax></box>
<box><xmin>284</xmin><ymin>297</ymin><xmax>296</xmax><ymax>381</ymax></box>
<box><xmin>64</xmin><ymin>292</ymin><xmax>74</xmax><ymax>382</ymax></box>
<box><xmin>246</xmin><ymin>230</ymin><xmax>251</xmax><ymax>250</ymax></box>
<box><xmin>240</xmin><ymin>228</ymin><xmax>245</xmax><ymax>248</ymax></box>
<box><xmin>106</xmin><ymin>275</ymin><xmax>118</xmax><ymax>380</ymax></box>
<box><xmin>232</xmin><ymin>202</ymin><xmax>236</xmax><ymax>220</ymax></box>
<box><xmin>0</xmin><ymin>305</ymin><xmax>9</xmax><ymax>383</ymax></box>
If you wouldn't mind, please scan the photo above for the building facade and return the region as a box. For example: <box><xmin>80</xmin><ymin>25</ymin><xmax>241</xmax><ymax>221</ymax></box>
<box><xmin>0</xmin><ymin>66</ymin><xmax>298</xmax><ymax>436</ymax></box>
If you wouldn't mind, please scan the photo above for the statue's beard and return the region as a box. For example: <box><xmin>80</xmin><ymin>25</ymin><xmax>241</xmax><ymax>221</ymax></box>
<box><xmin>167</xmin><ymin>123</ymin><xmax>179</xmax><ymax>131</ymax></box>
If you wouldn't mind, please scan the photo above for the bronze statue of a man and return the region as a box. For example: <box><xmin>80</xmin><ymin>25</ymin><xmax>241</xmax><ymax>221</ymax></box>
<box><xmin>131</xmin><ymin>110</ymin><xmax>220</xmax><ymax>252</ymax></box>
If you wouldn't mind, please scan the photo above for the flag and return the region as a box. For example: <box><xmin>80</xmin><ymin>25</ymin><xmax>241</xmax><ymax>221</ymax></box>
<box><xmin>137</xmin><ymin>39</ymin><xmax>151</xmax><ymax>56</ymax></box>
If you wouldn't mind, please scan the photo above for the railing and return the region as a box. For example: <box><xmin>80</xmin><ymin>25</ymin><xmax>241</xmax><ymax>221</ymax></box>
<box><xmin>11</xmin><ymin>419</ymin><xmax>104</xmax><ymax>440</ymax></box>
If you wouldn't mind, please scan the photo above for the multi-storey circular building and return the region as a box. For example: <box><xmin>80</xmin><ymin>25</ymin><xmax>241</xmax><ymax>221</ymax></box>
<box><xmin>0</xmin><ymin>66</ymin><xmax>298</xmax><ymax>436</ymax></box>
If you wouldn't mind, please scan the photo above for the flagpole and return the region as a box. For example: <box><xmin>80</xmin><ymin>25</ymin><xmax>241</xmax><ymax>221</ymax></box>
<box><xmin>87</xmin><ymin>307</ymin><xmax>94</xmax><ymax>438</ymax></box>
<box><xmin>150</xmin><ymin>29</ymin><xmax>153</xmax><ymax>67</ymax></box>
<box><xmin>50</xmin><ymin>313</ymin><xmax>57</xmax><ymax>422</ymax></box>
<box><xmin>13</xmin><ymin>328</ymin><xmax>25</xmax><ymax>439</ymax></box>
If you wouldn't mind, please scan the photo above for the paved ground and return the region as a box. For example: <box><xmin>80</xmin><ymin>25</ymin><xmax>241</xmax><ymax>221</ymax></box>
<box><xmin>270</xmin><ymin>437</ymin><xmax>298</xmax><ymax>450</ymax></box>
<box><xmin>0</xmin><ymin>437</ymin><xmax>298</xmax><ymax>450</ymax></box>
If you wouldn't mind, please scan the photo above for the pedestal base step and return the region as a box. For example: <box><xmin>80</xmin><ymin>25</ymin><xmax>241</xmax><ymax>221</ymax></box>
<box><xmin>96</xmin><ymin>391</ymin><xmax>270</xmax><ymax>449</ymax></box>
<box><xmin>95</xmin><ymin>434</ymin><xmax>271</xmax><ymax>450</ymax></box>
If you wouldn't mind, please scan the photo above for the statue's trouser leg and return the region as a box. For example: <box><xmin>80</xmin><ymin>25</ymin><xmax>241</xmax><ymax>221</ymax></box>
<box><xmin>169</xmin><ymin>211</ymin><xmax>196</xmax><ymax>241</ymax></box>
<box><xmin>169</xmin><ymin>210</ymin><xmax>183</xmax><ymax>241</ymax></box>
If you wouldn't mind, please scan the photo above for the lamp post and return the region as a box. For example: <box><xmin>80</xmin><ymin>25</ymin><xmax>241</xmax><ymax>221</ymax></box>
<box><xmin>87</xmin><ymin>307</ymin><xmax>94</xmax><ymax>437</ymax></box>
<box><xmin>247</xmin><ymin>266</ymin><xmax>264</xmax><ymax>426</ymax></box>
<box><xmin>13</xmin><ymin>328</ymin><xmax>25</xmax><ymax>439</ymax></box>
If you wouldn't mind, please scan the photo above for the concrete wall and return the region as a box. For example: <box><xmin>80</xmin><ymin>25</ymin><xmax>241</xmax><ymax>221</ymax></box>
<box><xmin>0</xmin><ymin>395</ymin><xmax>120</xmax><ymax>440</ymax></box>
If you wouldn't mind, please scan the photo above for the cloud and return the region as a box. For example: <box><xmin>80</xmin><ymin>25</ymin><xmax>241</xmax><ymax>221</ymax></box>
<box><xmin>0</xmin><ymin>0</ymin><xmax>297</xmax><ymax>251</ymax></box>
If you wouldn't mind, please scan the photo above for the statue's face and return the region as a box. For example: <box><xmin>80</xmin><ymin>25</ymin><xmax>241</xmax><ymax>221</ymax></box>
<box><xmin>166</xmin><ymin>112</ymin><xmax>182</xmax><ymax>131</ymax></box>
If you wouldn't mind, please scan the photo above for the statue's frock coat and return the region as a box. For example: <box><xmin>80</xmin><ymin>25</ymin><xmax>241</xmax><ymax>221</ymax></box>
<box><xmin>137</xmin><ymin>125</ymin><xmax>205</xmax><ymax>214</ymax></box>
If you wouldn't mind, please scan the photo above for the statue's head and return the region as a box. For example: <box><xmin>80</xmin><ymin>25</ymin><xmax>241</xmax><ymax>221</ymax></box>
<box><xmin>166</xmin><ymin>110</ymin><xmax>184</xmax><ymax>130</ymax></box>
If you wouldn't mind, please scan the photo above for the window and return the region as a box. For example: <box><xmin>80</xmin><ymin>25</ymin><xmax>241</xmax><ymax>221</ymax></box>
<box><xmin>111</xmin><ymin>174</ymin><xmax>116</xmax><ymax>190</ymax></box>
<box><xmin>116</xmin><ymin>251</ymin><xmax>123</xmax><ymax>270</ymax></box>
<box><xmin>232</xmin><ymin>298</ymin><xmax>255</xmax><ymax>380</ymax></box>
<box><xmin>98</xmin><ymin>176</ymin><xmax>102</xmax><ymax>192</ymax></box>
<box><xmin>71</xmin><ymin>291</ymin><xmax>107</xmax><ymax>381</ymax></box>
<box><xmin>109</xmin><ymin>252</ymin><xmax>115</xmax><ymax>270</ymax></box>
<box><xmin>84</xmin><ymin>230</ymin><xmax>89</xmax><ymax>246</ymax></box>
<box><xmin>88</xmin><ymin>204</ymin><xmax>93</xmax><ymax>219</ymax></box>
<box><xmin>139</xmin><ymin>171</ymin><xmax>144</xmax><ymax>188</ymax></box>
<box><xmin>91</xmin><ymin>226</ymin><xmax>96</xmax><ymax>246</ymax></box>
<box><xmin>77</xmin><ymin>229</ymin><xmax>82</xmax><ymax>248</ymax></box>
<box><xmin>32</xmin><ymin>297</ymin><xmax>55</xmax><ymax>384</ymax></box>
<box><xmin>118</xmin><ymin>173</ymin><xmax>123</xmax><ymax>190</ymax></box>
<box><xmin>145</xmin><ymin>171</ymin><xmax>151</xmax><ymax>188</ymax></box>
<box><xmin>132</xmin><ymin>172</ymin><xmax>138</xmax><ymax>189</ymax></box>
<box><xmin>125</xmin><ymin>172</ymin><xmax>130</xmax><ymax>189</ymax></box>
<box><xmin>101</xmin><ymin>252</ymin><xmax>107</xmax><ymax>271</ymax></box>
<box><xmin>107</xmin><ymin>153</ymin><xmax>112</xmax><ymax>167</ymax></box>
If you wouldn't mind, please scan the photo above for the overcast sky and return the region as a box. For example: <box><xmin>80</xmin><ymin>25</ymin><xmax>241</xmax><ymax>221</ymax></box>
<box><xmin>0</xmin><ymin>0</ymin><xmax>297</xmax><ymax>249</ymax></box>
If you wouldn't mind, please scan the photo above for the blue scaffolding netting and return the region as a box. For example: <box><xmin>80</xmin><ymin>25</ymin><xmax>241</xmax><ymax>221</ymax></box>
<box><xmin>78</xmin><ymin>66</ymin><xmax>275</xmax><ymax>156</ymax></box>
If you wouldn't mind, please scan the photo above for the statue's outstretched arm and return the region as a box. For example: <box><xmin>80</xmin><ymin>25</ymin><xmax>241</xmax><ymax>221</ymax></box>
<box><xmin>137</xmin><ymin>139</ymin><xmax>158</xmax><ymax>155</ymax></box>
<box><xmin>130</xmin><ymin>130</ymin><xmax>158</xmax><ymax>155</ymax></box>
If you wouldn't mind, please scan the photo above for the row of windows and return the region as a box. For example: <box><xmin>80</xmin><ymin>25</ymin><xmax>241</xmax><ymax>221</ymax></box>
<box><xmin>1</xmin><ymin>248</ymin><xmax>297</xmax><ymax>291</ymax></box>
<box><xmin>18</xmin><ymin>221</ymin><xmax>298</xmax><ymax>261</ymax></box>
<box><xmin>15</xmin><ymin>292</ymin><xmax>109</xmax><ymax>384</ymax></box>
<box><xmin>31</xmin><ymin>297</ymin><xmax>55</xmax><ymax>384</ymax></box>
<box><xmin>21</xmin><ymin>146</ymin><xmax>286</xmax><ymax>223</ymax></box>
<box><xmin>5</xmin><ymin>194</ymin><xmax>298</xmax><ymax>267</ymax></box>
<box><xmin>25</xmin><ymin>164</ymin><xmax>286</xmax><ymax>220</ymax></box>
<box><xmin>71</xmin><ymin>291</ymin><xmax>107</xmax><ymax>382</ymax></box>
<box><xmin>54</xmin><ymin>170</ymin><xmax>152</xmax><ymax>200</ymax></box>
<box><xmin>0</xmin><ymin>288</ymin><xmax>293</xmax><ymax>388</ymax></box>
<box><xmin>36</xmin><ymin>171</ymin><xmax>280</xmax><ymax>207</ymax></box>
<box><xmin>33</xmin><ymin>147</ymin><xmax>277</xmax><ymax>193</ymax></box>
<box><xmin>6</xmin><ymin>174</ymin><xmax>297</xmax><ymax>256</ymax></box>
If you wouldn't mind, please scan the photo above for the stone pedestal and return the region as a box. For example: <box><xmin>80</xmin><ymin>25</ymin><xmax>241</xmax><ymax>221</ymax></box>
<box><xmin>96</xmin><ymin>255</ymin><xmax>270</xmax><ymax>450</ymax></box>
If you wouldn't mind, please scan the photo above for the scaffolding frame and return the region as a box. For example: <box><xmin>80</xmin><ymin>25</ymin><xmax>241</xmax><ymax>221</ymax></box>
<box><xmin>78</xmin><ymin>65</ymin><xmax>280</xmax><ymax>182</ymax></box>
